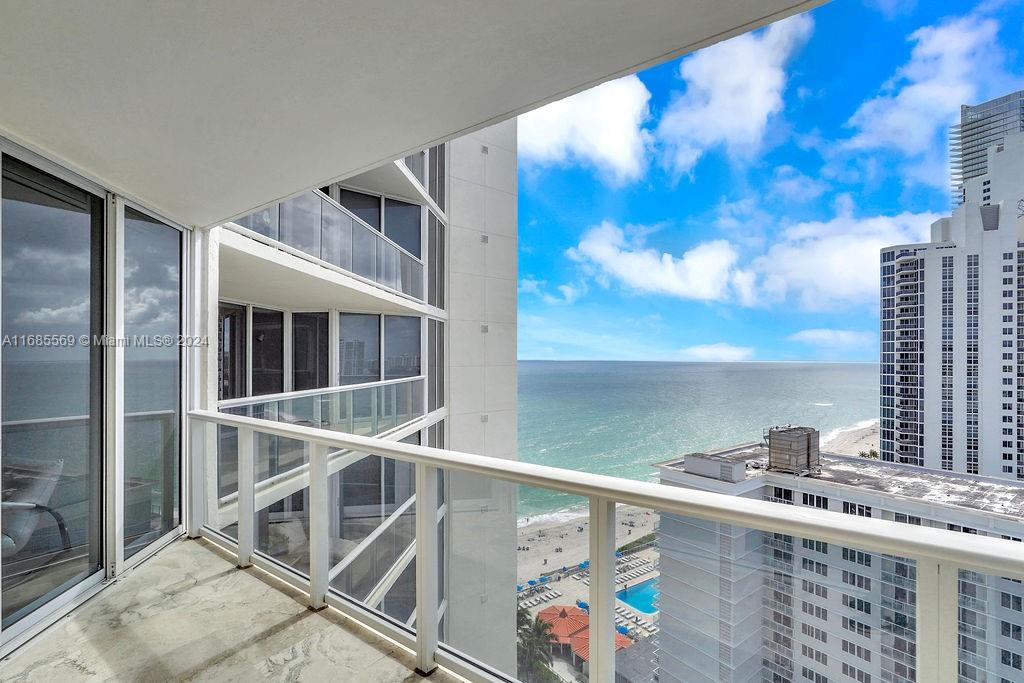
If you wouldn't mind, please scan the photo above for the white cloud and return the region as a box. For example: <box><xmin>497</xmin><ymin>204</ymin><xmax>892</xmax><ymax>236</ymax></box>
<box><xmin>568</xmin><ymin>221</ymin><xmax>742</xmax><ymax>301</ymax></box>
<box><xmin>519</xmin><ymin>277</ymin><xmax>588</xmax><ymax>305</ymax></box>
<box><xmin>679</xmin><ymin>343</ymin><xmax>754</xmax><ymax>362</ymax></box>
<box><xmin>770</xmin><ymin>165</ymin><xmax>828</xmax><ymax>202</ymax></box>
<box><xmin>865</xmin><ymin>0</ymin><xmax>917</xmax><ymax>19</ymax></box>
<box><xmin>844</xmin><ymin>12</ymin><xmax>1018</xmax><ymax>186</ymax></box>
<box><xmin>749</xmin><ymin>205</ymin><xmax>939</xmax><ymax>310</ymax></box>
<box><xmin>518</xmin><ymin>75</ymin><xmax>652</xmax><ymax>185</ymax></box>
<box><xmin>789</xmin><ymin>328</ymin><xmax>876</xmax><ymax>349</ymax></box>
<box><xmin>657</xmin><ymin>14</ymin><xmax>813</xmax><ymax>176</ymax></box>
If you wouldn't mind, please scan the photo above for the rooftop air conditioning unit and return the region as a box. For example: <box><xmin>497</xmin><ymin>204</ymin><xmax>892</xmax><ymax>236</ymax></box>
<box><xmin>766</xmin><ymin>426</ymin><xmax>820</xmax><ymax>476</ymax></box>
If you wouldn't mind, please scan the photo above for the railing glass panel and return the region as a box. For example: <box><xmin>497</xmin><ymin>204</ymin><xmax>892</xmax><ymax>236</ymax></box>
<box><xmin>957</xmin><ymin>568</ymin><xmax>1024</xmax><ymax>681</ymax></box>
<box><xmin>234</xmin><ymin>191</ymin><xmax>424</xmax><ymax>300</ymax></box>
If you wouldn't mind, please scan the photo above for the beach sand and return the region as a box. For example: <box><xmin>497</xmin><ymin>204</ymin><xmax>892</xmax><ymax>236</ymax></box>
<box><xmin>822</xmin><ymin>419</ymin><xmax>880</xmax><ymax>457</ymax></box>
<box><xmin>516</xmin><ymin>505</ymin><xmax>658</xmax><ymax>583</ymax></box>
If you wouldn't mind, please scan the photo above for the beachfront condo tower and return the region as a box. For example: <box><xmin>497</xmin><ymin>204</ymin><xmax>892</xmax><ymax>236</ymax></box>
<box><xmin>657</xmin><ymin>430</ymin><xmax>1024</xmax><ymax>683</ymax></box>
<box><xmin>880</xmin><ymin>120</ymin><xmax>1024</xmax><ymax>478</ymax></box>
<box><xmin>952</xmin><ymin>91</ymin><xmax>1024</xmax><ymax>205</ymax></box>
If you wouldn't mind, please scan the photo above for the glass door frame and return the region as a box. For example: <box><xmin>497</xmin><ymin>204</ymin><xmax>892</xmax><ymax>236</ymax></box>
<box><xmin>0</xmin><ymin>139</ymin><xmax>191</xmax><ymax>656</ymax></box>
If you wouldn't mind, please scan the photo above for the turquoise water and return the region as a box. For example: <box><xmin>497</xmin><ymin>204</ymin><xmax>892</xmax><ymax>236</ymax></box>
<box><xmin>616</xmin><ymin>578</ymin><xmax>659</xmax><ymax>614</ymax></box>
<box><xmin>517</xmin><ymin>361</ymin><xmax>878</xmax><ymax>517</ymax></box>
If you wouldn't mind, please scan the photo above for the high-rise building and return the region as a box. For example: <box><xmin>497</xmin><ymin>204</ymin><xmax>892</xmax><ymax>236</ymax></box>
<box><xmin>657</xmin><ymin>433</ymin><xmax>1024</xmax><ymax>683</ymax></box>
<box><xmin>952</xmin><ymin>91</ymin><xmax>1024</xmax><ymax>204</ymax></box>
<box><xmin>880</xmin><ymin>129</ymin><xmax>1024</xmax><ymax>478</ymax></box>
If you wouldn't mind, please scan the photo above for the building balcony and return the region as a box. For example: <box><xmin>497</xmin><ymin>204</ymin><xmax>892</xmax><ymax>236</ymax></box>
<box><xmin>6</xmin><ymin>409</ymin><xmax>1024</xmax><ymax>681</ymax></box>
<box><xmin>232</xmin><ymin>190</ymin><xmax>425</xmax><ymax>303</ymax></box>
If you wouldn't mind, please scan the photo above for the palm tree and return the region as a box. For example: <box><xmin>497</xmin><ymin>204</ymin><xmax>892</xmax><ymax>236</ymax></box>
<box><xmin>517</xmin><ymin>614</ymin><xmax>558</xmax><ymax>683</ymax></box>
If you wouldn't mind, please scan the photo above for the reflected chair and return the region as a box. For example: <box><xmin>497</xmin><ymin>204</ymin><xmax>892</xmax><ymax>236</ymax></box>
<box><xmin>1</xmin><ymin>458</ymin><xmax>71</xmax><ymax>559</ymax></box>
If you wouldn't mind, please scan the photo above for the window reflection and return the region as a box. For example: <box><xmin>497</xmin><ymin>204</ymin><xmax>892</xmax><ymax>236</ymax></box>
<box><xmin>252</xmin><ymin>308</ymin><xmax>284</xmax><ymax>395</ymax></box>
<box><xmin>123</xmin><ymin>208</ymin><xmax>182</xmax><ymax>558</ymax></box>
<box><xmin>384</xmin><ymin>316</ymin><xmax>421</xmax><ymax>379</ymax></box>
<box><xmin>1</xmin><ymin>157</ymin><xmax>104</xmax><ymax>627</ymax></box>
<box><xmin>340</xmin><ymin>313</ymin><xmax>380</xmax><ymax>384</ymax></box>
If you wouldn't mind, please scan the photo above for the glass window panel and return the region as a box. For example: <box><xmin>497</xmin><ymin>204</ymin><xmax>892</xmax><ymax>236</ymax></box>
<box><xmin>384</xmin><ymin>198</ymin><xmax>421</xmax><ymax>258</ymax></box>
<box><xmin>320</xmin><ymin>198</ymin><xmax>353</xmax><ymax>271</ymax></box>
<box><xmin>384</xmin><ymin>316</ymin><xmax>421</xmax><ymax>379</ymax></box>
<box><xmin>123</xmin><ymin>208</ymin><xmax>182</xmax><ymax>558</ymax></box>
<box><xmin>1</xmin><ymin>157</ymin><xmax>104</xmax><ymax>627</ymax></box>
<box><xmin>217</xmin><ymin>303</ymin><xmax>246</xmax><ymax>400</ymax></box>
<box><xmin>278</xmin><ymin>192</ymin><xmax>321</xmax><ymax>258</ymax></box>
<box><xmin>251</xmin><ymin>308</ymin><xmax>284</xmax><ymax>395</ymax></box>
<box><xmin>235</xmin><ymin>205</ymin><xmax>279</xmax><ymax>241</ymax></box>
<box><xmin>339</xmin><ymin>189</ymin><xmax>380</xmax><ymax>230</ymax></box>
<box><xmin>404</xmin><ymin>151</ymin><xmax>426</xmax><ymax>185</ymax></box>
<box><xmin>340</xmin><ymin>313</ymin><xmax>380</xmax><ymax>385</ymax></box>
<box><xmin>292</xmin><ymin>312</ymin><xmax>329</xmax><ymax>391</ymax></box>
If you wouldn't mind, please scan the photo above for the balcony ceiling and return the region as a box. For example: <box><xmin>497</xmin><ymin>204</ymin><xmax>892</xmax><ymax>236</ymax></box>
<box><xmin>0</xmin><ymin>0</ymin><xmax>822</xmax><ymax>228</ymax></box>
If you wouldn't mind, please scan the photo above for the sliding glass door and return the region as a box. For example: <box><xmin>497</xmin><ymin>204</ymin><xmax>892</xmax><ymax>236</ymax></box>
<box><xmin>1</xmin><ymin>157</ymin><xmax>104</xmax><ymax>628</ymax></box>
<box><xmin>1</xmin><ymin>153</ymin><xmax>185</xmax><ymax>634</ymax></box>
<box><xmin>123</xmin><ymin>208</ymin><xmax>182</xmax><ymax>559</ymax></box>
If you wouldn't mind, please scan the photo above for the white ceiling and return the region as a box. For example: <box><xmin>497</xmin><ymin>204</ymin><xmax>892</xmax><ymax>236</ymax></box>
<box><xmin>0</xmin><ymin>0</ymin><xmax>823</xmax><ymax>228</ymax></box>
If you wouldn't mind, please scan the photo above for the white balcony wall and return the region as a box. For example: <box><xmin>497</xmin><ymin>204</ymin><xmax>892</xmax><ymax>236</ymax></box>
<box><xmin>444</xmin><ymin>119</ymin><xmax>519</xmax><ymax>672</ymax></box>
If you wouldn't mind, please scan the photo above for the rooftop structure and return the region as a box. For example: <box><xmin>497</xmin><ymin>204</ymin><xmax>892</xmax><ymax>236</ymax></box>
<box><xmin>952</xmin><ymin>90</ymin><xmax>1024</xmax><ymax>203</ymax></box>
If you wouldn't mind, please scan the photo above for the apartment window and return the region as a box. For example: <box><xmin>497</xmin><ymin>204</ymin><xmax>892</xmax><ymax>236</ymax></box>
<box><xmin>842</xmin><ymin>639</ymin><xmax>872</xmax><ymax>662</ymax></box>
<box><xmin>801</xmin><ymin>557</ymin><xmax>828</xmax><ymax>576</ymax></box>
<box><xmin>801</xmin><ymin>601</ymin><xmax>827</xmax><ymax>620</ymax></box>
<box><xmin>384</xmin><ymin>316</ymin><xmax>421</xmax><ymax>379</ymax></box>
<box><xmin>1002</xmin><ymin>620</ymin><xmax>1022</xmax><ymax>641</ymax></box>
<box><xmin>773</xmin><ymin>487</ymin><xmax>794</xmax><ymax>503</ymax></box>
<box><xmin>842</xmin><ymin>570</ymin><xmax>872</xmax><ymax>591</ymax></box>
<box><xmin>802</xmin><ymin>578</ymin><xmax>828</xmax><ymax>598</ymax></box>
<box><xmin>427</xmin><ymin>212</ymin><xmax>446</xmax><ymax>309</ymax></box>
<box><xmin>1002</xmin><ymin>650</ymin><xmax>1023</xmax><ymax>670</ymax></box>
<box><xmin>842</xmin><ymin>502</ymin><xmax>872</xmax><ymax>517</ymax></box>
<box><xmin>842</xmin><ymin>548</ymin><xmax>872</xmax><ymax>567</ymax></box>
<box><xmin>427</xmin><ymin>319</ymin><xmax>445</xmax><ymax>412</ymax></box>
<box><xmin>339</xmin><ymin>189</ymin><xmax>381</xmax><ymax>229</ymax></box>
<box><xmin>842</xmin><ymin>616</ymin><xmax>871</xmax><ymax>639</ymax></box>
<box><xmin>218</xmin><ymin>303</ymin><xmax>247</xmax><ymax>399</ymax></box>
<box><xmin>802</xmin><ymin>667</ymin><xmax>827</xmax><ymax>683</ymax></box>
<box><xmin>842</xmin><ymin>593</ymin><xmax>872</xmax><ymax>614</ymax></box>
<box><xmin>292</xmin><ymin>312</ymin><xmax>329</xmax><ymax>391</ymax></box>
<box><xmin>1002</xmin><ymin>592</ymin><xmax>1023</xmax><ymax>611</ymax></box>
<box><xmin>384</xmin><ymin>198</ymin><xmax>421</xmax><ymax>258</ymax></box>
<box><xmin>1</xmin><ymin>156</ymin><xmax>105</xmax><ymax>627</ymax></box>
<box><xmin>802</xmin><ymin>538</ymin><xmax>828</xmax><ymax>554</ymax></box>
<box><xmin>251</xmin><ymin>308</ymin><xmax>284</xmax><ymax>395</ymax></box>
<box><xmin>802</xmin><ymin>493</ymin><xmax>828</xmax><ymax>509</ymax></box>
<box><xmin>842</xmin><ymin>662</ymin><xmax>872</xmax><ymax>682</ymax></box>
<box><xmin>801</xmin><ymin>623</ymin><xmax>827</xmax><ymax>643</ymax></box>
<box><xmin>340</xmin><ymin>313</ymin><xmax>380</xmax><ymax>384</ymax></box>
<box><xmin>800</xmin><ymin>643</ymin><xmax>827</xmax><ymax>665</ymax></box>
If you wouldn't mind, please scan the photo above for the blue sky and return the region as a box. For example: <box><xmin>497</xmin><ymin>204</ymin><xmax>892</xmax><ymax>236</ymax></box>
<box><xmin>516</xmin><ymin>0</ymin><xmax>1024</xmax><ymax>362</ymax></box>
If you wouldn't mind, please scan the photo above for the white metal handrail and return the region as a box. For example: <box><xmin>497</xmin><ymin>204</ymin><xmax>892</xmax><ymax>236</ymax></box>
<box><xmin>189</xmin><ymin>407</ymin><xmax>1024</xmax><ymax>682</ymax></box>
<box><xmin>217</xmin><ymin>375</ymin><xmax>424</xmax><ymax>409</ymax></box>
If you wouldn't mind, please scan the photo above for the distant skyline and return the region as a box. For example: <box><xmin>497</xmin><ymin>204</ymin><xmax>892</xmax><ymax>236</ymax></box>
<box><xmin>516</xmin><ymin>0</ymin><xmax>1024</xmax><ymax>361</ymax></box>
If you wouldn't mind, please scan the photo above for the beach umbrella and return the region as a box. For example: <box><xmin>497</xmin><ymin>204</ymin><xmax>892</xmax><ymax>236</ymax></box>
<box><xmin>540</xmin><ymin>576</ymin><xmax>549</xmax><ymax>583</ymax></box>
<box><xmin>616</xmin><ymin>625</ymin><xmax>629</xmax><ymax>635</ymax></box>
<box><xmin>578</xmin><ymin>562</ymin><xmax>586</xmax><ymax>569</ymax></box>
<box><xmin>516</xmin><ymin>584</ymin><xmax>523</xmax><ymax>592</ymax></box>
<box><xmin>616</xmin><ymin>551</ymin><xmax>623</xmax><ymax>557</ymax></box>
<box><xmin>579</xmin><ymin>601</ymin><xmax>589</xmax><ymax>611</ymax></box>
<box><xmin>528</xmin><ymin>579</ymin><xmax>537</xmax><ymax>586</ymax></box>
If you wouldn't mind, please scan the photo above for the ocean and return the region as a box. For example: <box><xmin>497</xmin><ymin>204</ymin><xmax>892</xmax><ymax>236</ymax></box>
<box><xmin>517</xmin><ymin>361</ymin><xmax>879</xmax><ymax>519</ymax></box>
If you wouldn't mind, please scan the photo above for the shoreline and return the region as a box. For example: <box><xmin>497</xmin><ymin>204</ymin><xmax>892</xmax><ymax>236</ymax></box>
<box><xmin>514</xmin><ymin>418</ymin><xmax>880</xmax><ymax>583</ymax></box>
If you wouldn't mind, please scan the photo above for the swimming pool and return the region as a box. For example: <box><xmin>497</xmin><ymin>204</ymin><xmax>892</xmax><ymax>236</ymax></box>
<box><xmin>616</xmin><ymin>578</ymin><xmax>658</xmax><ymax>614</ymax></box>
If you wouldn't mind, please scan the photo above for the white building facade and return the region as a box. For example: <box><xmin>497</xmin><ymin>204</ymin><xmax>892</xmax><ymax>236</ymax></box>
<box><xmin>880</xmin><ymin>131</ymin><xmax>1024</xmax><ymax>478</ymax></box>
<box><xmin>658</xmin><ymin>444</ymin><xmax>1024</xmax><ymax>683</ymax></box>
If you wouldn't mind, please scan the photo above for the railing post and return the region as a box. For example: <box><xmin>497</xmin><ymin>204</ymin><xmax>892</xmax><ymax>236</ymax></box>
<box><xmin>308</xmin><ymin>443</ymin><xmax>329</xmax><ymax>610</ymax></box>
<box><xmin>916</xmin><ymin>559</ymin><xmax>959</xmax><ymax>681</ymax></box>
<box><xmin>236</xmin><ymin>426</ymin><xmax>255</xmax><ymax>568</ymax></box>
<box><xmin>187</xmin><ymin>418</ymin><xmax>205</xmax><ymax>537</ymax></box>
<box><xmin>415</xmin><ymin>463</ymin><xmax>439</xmax><ymax>676</ymax></box>
<box><xmin>589</xmin><ymin>496</ymin><xmax>616</xmax><ymax>683</ymax></box>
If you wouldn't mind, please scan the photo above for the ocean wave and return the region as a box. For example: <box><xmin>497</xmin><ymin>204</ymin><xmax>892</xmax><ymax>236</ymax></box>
<box><xmin>517</xmin><ymin>505</ymin><xmax>588</xmax><ymax>528</ymax></box>
<box><xmin>810</xmin><ymin>402</ymin><xmax>834</xmax><ymax>407</ymax></box>
<box><xmin>822</xmin><ymin>419</ymin><xmax>879</xmax><ymax>445</ymax></box>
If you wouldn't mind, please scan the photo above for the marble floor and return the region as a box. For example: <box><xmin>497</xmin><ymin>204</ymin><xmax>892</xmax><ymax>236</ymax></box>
<box><xmin>1</xmin><ymin>538</ymin><xmax>464</xmax><ymax>682</ymax></box>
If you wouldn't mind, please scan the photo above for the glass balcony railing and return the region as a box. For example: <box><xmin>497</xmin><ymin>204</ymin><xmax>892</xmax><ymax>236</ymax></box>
<box><xmin>188</xmin><ymin>408</ymin><xmax>1024</xmax><ymax>683</ymax></box>
<box><xmin>234</xmin><ymin>191</ymin><xmax>424</xmax><ymax>300</ymax></box>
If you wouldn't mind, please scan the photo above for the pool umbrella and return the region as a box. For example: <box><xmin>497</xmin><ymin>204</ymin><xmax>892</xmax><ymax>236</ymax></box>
<box><xmin>528</xmin><ymin>579</ymin><xmax>537</xmax><ymax>586</ymax></box>
<box><xmin>616</xmin><ymin>625</ymin><xmax>629</xmax><ymax>635</ymax></box>
<box><xmin>540</xmin><ymin>576</ymin><xmax>549</xmax><ymax>583</ymax></box>
<box><xmin>516</xmin><ymin>584</ymin><xmax>523</xmax><ymax>592</ymax></box>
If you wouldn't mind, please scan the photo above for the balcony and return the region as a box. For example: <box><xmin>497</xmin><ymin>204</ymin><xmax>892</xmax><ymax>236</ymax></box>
<box><xmin>232</xmin><ymin>190</ymin><xmax>424</xmax><ymax>301</ymax></box>
<box><xmin>151</xmin><ymin>410</ymin><xmax>1024</xmax><ymax>682</ymax></box>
